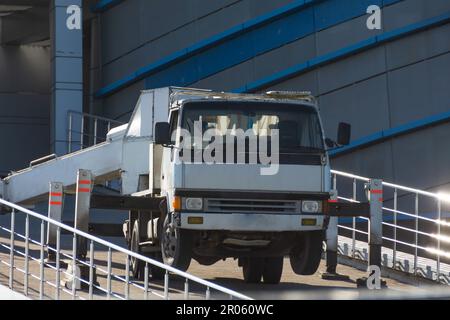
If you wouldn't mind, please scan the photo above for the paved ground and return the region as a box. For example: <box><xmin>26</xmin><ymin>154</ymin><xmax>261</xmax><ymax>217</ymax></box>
<box><xmin>0</xmin><ymin>234</ymin><xmax>422</xmax><ymax>300</ymax></box>
<box><xmin>0</xmin><ymin>284</ymin><xmax>29</xmax><ymax>300</ymax></box>
<box><xmin>188</xmin><ymin>258</ymin><xmax>417</xmax><ymax>299</ymax></box>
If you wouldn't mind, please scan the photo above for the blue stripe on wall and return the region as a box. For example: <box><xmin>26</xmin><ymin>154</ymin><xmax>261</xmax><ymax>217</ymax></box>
<box><xmin>234</xmin><ymin>11</ymin><xmax>450</xmax><ymax>92</ymax></box>
<box><xmin>330</xmin><ymin>108</ymin><xmax>450</xmax><ymax>157</ymax></box>
<box><xmin>92</xmin><ymin>0</ymin><xmax>124</xmax><ymax>13</ymax></box>
<box><xmin>95</xmin><ymin>0</ymin><xmax>402</xmax><ymax>98</ymax></box>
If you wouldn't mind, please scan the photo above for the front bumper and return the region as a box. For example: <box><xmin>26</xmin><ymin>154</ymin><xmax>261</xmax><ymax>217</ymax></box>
<box><xmin>179</xmin><ymin>212</ymin><xmax>325</xmax><ymax>232</ymax></box>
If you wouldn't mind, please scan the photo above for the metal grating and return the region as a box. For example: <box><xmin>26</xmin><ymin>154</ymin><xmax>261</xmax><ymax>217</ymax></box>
<box><xmin>205</xmin><ymin>198</ymin><xmax>300</xmax><ymax>214</ymax></box>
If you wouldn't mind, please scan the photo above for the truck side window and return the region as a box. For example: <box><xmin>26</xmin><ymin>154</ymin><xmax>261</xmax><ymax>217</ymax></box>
<box><xmin>169</xmin><ymin>110</ymin><xmax>179</xmax><ymax>144</ymax></box>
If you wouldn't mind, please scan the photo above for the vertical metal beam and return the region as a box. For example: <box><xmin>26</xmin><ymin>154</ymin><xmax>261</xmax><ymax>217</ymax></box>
<box><xmin>322</xmin><ymin>190</ymin><xmax>350</xmax><ymax>281</ymax></box>
<box><xmin>50</xmin><ymin>0</ymin><xmax>83</xmax><ymax>155</ymax></box>
<box><xmin>368</xmin><ymin>179</ymin><xmax>383</xmax><ymax>269</ymax></box>
<box><xmin>47</xmin><ymin>182</ymin><xmax>64</xmax><ymax>262</ymax></box>
<box><xmin>74</xmin><ymin>169</ymin><xmax>92</xmax><ymax>260</ymax></box>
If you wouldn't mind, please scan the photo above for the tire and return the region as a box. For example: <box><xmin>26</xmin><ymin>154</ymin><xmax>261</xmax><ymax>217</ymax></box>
<box><xmin>262</xmin><ymin>257</ymin><xmax>284</xmax><ymax>284</ymax></box>
<box><xmin>194</xmin><ymin>255</ymin><xmax>221</xmax><ymax>266</ymax></box>
<box><xmin>290</xmin><ymin>231</ymin><xmax>324</xmax><ymax>276</ymax></box>
<box><xmin>148</xmin><ymin>251</ymin><xmax>165</xmax><ymax>280</ymax></box>
<box><xmin>160</xmin><ymin>213</ymin><xmax>193</xmax><ymax>271</ymax></box>
<box><xmin>242</xmin><ymin>258</ymin><xmax>264</xmax><ymax>283</ymax></box>
<box><xmin>130</xmin><ymin>220</ymin><xmax>145</xmax><ymax>280</ymax></box>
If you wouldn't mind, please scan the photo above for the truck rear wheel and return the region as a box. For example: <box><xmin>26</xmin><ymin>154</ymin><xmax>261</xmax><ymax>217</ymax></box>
<box><xmin>130</xmin><ymin>219</ymin><xmax>165</xmax><ymax>280</ymax></box>
<box><xmin>160</xmin><ymin>214</ymin><xmax>193</xmax><ymax>271</ymax></box>
<box><xmin>242</xmin><ymin>258</ymin><xmax>264</xmax><ymax>283</ymax></box>
<box><xmin>148</xmin><ymin>251</ymin><xmax>165</xmax><ymax>280</ymax></box>
<box><xmin>130</xmin><ymin>220</ymin><xmax>145</xmax><ymax>280</ymax></box>
<box><xmin>262</xmin><ymin>257</ymin><xmax>284</xmax><ymax>284</ymax></box>
<box><xmin>290</xmin><ymin>231</ymin><xmax>324</xmax><ymax>275</ymax></box>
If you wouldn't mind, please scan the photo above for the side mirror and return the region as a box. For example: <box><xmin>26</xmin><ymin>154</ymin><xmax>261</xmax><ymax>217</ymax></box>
<box><xmin>337</xmin><ymin>122</ymin><xmax>351</xmax><ymax>146</ymax></box>
<box><xmin>154</xmin><ymin>122</ymin><xmax>171</xmax><ymax>145</ymax></box>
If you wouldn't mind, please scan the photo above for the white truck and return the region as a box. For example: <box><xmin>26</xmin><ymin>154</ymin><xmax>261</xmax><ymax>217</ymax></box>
<box><xmin>0</xmin><ymin>87</ymin><xmax>351</xmax><ymax>284</ymax></box>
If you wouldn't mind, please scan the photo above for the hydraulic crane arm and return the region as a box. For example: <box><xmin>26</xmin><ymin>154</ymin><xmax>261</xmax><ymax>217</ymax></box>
<box><xmin>1</xmin><ymin>138</ymin><xmax>124</xmax><ymax>205</ymax></box>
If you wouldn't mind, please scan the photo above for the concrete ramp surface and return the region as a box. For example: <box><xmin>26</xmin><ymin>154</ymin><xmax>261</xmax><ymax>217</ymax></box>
<box><xmin>0</xmin><ymin>284</ymin><xmax>29</xmax><ymax>300</ymax></box>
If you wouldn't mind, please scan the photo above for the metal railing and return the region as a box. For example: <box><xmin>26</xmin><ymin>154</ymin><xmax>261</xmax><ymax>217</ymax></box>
<box><xmin>67</xmin><ymin>111</ymin><xmax>124</xmax><ymax>153</ymax></box>
<box><xmin>331</xmin><ymin>169</ymin><xmax>450</xmax><ymax>284</ymax></box>
<box><xmin>0</xmin><ymin>198</ymin><xmax>252</xmax><ymax>300</ymax></box>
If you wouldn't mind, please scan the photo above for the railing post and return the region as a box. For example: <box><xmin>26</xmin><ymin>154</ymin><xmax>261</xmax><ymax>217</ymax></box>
<box><xmin>393</xmin><ymin>188</ymin><xmax>398</xmax><ymax>269</ymax></box>
<box><xmin>9</xmin><ymin>209</ymin><xmax>15</xmax><ymax>290</ymax></box>
<box><xmin>414</xmin><ymin>193</ymin><xmax>419</xmax><ymax>274</ymax></box>
<box><xmin>55</xmin><ymin>227</ymin><xmax>61</xmax><ymax>300</ymax></box>
<box><xmin>368</xmin><ymin>179</ymin><xmax>383</xmax><ymax>269</ymax></box>
<box><xmin>184</xmin><ymin>279</ymin><xmax>189</xmax><ymax>300</ymax></box>
<box><xmin>24</xmin><ymin>214</ymin><xmax>29</xmax><ymax>296</ymax></box>
<box><xmin>89</xmin><ymin>240</ymin><xmax>95</xmax><ymax>299</ymax></box>
<box><xmin>144</xmin><ymin>263</ymin><xmax>149</xmax><ymax>300</ymax></box>
<box><xmin>47</xmin><ymin>182</ymin><xmax>64</xmax><ymax>264</ymax></box>
<box><xmin>436</xmin><ymin>199</ymin><xmax>442</xmax><ymax>282</ymax></box>
<box><xmin>322</xmin><ymin>190</ymin><xmax>349</xmax><ymax>281</ymax></box>
<box><xmin>39</xmin><ymin>220</ymin><xmax>45</xmax><ymax>300</ymax></box>
<box><xmin>352</xmin><ymin>178</ymin><xmax>356</xmax><ymax>258</ymax></box>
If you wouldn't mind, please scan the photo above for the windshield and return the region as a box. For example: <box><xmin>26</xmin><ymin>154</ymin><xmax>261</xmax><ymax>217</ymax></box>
<box><xmin>180</xmin><ymin>101</ymin><xmax>324</xmax><ymax>152</ymax></box>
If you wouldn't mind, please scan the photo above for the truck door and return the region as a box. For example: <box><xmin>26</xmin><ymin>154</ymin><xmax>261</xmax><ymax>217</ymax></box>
<box><xmin>161</xmin><ymin>109</ymin><xmax>179</xmax><ymax>195</ymax></box>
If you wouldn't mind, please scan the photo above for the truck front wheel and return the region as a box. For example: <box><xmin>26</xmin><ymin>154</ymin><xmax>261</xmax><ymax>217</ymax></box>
<box><xmin>160</xmin><ymin>214</ymin><xmax>193</xmax><ymax>272</ymax></box>
<box><xmin>289</xmin><ymin>231</ymin><xmax>324</xmax><ymax>275</ymax></box>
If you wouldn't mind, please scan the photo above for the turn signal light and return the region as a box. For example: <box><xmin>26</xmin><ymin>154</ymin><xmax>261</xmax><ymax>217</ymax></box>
<box><xmin>172</xmin><ymin>196</ymin><xmax>181</xmax><ymax>211</ymax></box>
<box><xmin>302</xmin><ymin>218</ymin><xmax>317</xmax><ymax>226</ymax></box>
<box><xmin>187</xmin><ymin>216</ymin><xmax>204</xmax><ymax>225</ymax></box>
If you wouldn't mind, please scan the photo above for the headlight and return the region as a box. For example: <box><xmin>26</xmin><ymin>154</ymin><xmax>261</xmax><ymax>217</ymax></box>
<box><xmin>184</xmin><ymin>198</ymin><xmax>203</xmax><ymax>211</ymax></box>
<box><xmin>302</xmin><ymin>200</ymin><xmax>320</xmax><ymax>213</ymax></box>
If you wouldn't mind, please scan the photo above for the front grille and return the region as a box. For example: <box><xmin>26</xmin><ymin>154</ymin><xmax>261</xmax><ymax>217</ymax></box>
<box><xmin>205</xmin><ymin>198</ymin><xmax>300</xmax><ymax>214</ymax></box>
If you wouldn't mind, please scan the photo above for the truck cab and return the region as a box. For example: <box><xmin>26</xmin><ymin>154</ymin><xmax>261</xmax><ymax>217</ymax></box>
<box><xmin>147</xmin><ymin>88</ymin><xmax>350</xmax><ymax>284</ymax></box>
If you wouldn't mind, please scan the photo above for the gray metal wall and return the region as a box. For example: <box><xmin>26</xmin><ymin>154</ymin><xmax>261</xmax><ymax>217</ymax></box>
<box><xmin>95</xmin><ymin>0</ymin><xmax>450</xmax><ymax>192</ymax></box>
<box><xmin>0</xmin><ymin>45</ymin><xmax>50</xmax><ymax>176</ymax></box>
<box><xmin>99</xmin><ymin>0</ymin><xmax>294</xmax><ymax>120</ymax></box>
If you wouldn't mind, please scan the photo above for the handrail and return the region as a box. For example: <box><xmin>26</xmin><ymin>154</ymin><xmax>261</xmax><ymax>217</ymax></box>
<box><xmin>330</xmin><ymin>170</ymin><xmax>370</xmax><ymax>182</ymax></box>
<box><xmin>0</xmin><ymin>197</ymin><xmax>252</xmax><ymax>300</ymax></box>
<box><xmin>67</xmin><ymin>111</ymin><xmax>125</xmax><ymax>153</ymax></box>
<box><xmin>331</xmin><ymin>169</ymin><xmax>447</xmax><ymax>201</ymax></box>
<box><xmin>67</xmin><ymin>110</ymin><xmax>124</xmax><ymax>125</ymax></box>
<box><xmin>331</xmin><ymin>170</ymin><xmax>450</xmax><ymax>284</ymax></box>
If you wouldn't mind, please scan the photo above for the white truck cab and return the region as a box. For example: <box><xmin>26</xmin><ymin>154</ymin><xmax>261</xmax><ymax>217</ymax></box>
<box><xmin>143</xmin><ymin>87</ymin><xmax>351</xmax><ymax>283</ymax></box>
